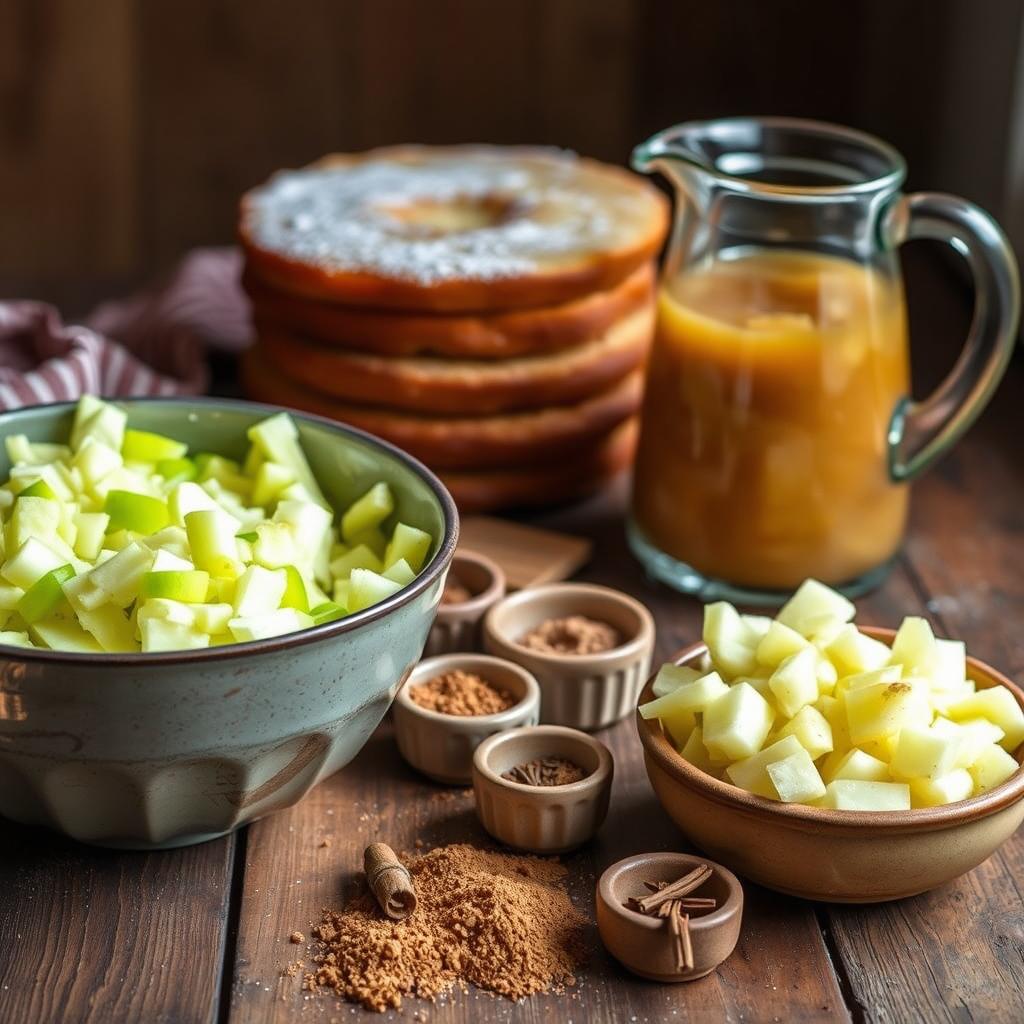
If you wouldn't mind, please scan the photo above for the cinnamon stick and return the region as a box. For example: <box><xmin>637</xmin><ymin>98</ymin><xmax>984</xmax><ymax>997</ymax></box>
<box><xmin>363</xmin><ymin>843</ymin><xmax>417</xmax><ymax>921</ymax></box>
<box><xmin>636</xmin><ymin>864</ymin><xmax>712</xmax><ymax>914</ymax></box>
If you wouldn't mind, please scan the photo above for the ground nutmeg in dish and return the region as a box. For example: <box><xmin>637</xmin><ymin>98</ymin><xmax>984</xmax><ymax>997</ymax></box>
<box><xmin>304</xmin><ymin>843</ymin><xmax>587</xmax><ymax>1011</ymax></box>
<box><xmin>519</xmin><ymin>614</ymin><xmax>621</xmax><ymax>655</ymax></box>
<box><xmin>408</xmin><ymin>669</ymin><xmax>515</xmax><ymax>716</ymax></box>
<box><xmin>440</xmin><ymin>576</ymin><xmax>473</xmax><ymax>605</ymax></box>
<box><xmin>503</xmin><ymin>757</ymin><xmax>588</xmax><ymax>786</ymax></box>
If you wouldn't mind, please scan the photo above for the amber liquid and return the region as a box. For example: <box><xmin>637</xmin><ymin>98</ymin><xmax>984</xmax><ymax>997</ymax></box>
<box><xmin>631</xmin><ymin>249</ymin><xmax>911</xmax><ymax>590</ymax></box>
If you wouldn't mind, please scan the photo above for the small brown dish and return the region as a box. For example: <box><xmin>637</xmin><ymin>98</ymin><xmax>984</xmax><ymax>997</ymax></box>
<box><xmin>637</xmin><ymin>628</ymin><xmax>1024</xmax><ymax>902</ymax></box>
<box><xmin>394</xmin><ymin>654</ymin><xmax>540</xmax><ymax>785</ymax></box>
<box><xmin>472</xmin><ymin>724</ymin><xmax>613</xmax><ymax>852</ymax></box>
<box><xmin>426</xmin><ymin>550</ymin><xmax>506</xmax><ymax>656</ymax></box>
<box><xmin>483</xmin><ymin>583</ymin><xmax>655</xmax><ymax>731</ymax></box>
<box><xmin>597</xmin><ymin>852</ymin><xmax>743</xmax><ymax>982</ymax></box>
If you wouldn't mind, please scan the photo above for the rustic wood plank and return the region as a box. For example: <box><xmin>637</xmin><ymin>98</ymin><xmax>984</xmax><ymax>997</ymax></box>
<box><xmin>227</xmin><ymin>483</ymin><xmax>848</xmax><ymax>1023</ymax></box>
<box><xmin>0</xmin><ymin>0</ymin><xmax>138</xmax><ymax>279</ymax></box>
<box><xmin>0</xmin><ymin>826</ymin><xmax>236</xmax><ymax>1024</ymax></box>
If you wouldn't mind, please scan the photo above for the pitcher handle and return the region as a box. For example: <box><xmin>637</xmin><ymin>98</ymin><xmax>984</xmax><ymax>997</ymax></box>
<box><xmin>886</xmin><ymin>192</ymin><xmax>1020</xmax><ymax>481</ymax></box>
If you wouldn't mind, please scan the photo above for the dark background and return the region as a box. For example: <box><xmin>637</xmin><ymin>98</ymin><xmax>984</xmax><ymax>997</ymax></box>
<box><xmin>1</xmin><ymin>0</ymin><xmax>1022</xmax><ymax>321</ymax></box>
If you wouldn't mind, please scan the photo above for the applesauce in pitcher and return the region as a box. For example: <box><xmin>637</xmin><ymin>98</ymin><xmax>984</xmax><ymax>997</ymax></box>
<box><xmin>631</xmin><ymin>248</ymin><xmax>910</xmax><ymax>591</ymax></box>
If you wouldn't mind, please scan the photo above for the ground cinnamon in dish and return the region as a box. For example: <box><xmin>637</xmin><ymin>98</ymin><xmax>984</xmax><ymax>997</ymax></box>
<box><xmin>519</xmin><ymin>615</ymin><xmax>620</xmax><ymax>655</ymax></box>
<box><xmin>408</xmin><ymin>670</ymin><xmax>514</xmax><ymax>716</ymax></box>
<box><xmin>503</xmin><ymin>757</ymin><xmax>588</xmax><ymax>787</ymax></box>
<box><xmin>440</xmin><ymin>576</ymin><xmax>473</xmax><ymax>605</ymax></box>
<box><xmin>304</xmin><ymin>843</ymin><xmax>587</xmax><ymax>1011</ymax></box>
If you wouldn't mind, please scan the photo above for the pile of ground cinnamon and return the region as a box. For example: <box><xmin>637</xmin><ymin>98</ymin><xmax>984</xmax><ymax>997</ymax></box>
<box><xmin>304</xmin><ymin>844</ymin><xmax>587</xmax><ymax>1011</ymax></box>
<box><xmin>519</xmin><ymin>615</ymin><xmax>621</xmax><ymax>655</ymax></box>
<box><xmin>409</xmin><ymin>670</ymin><xmax>515</xmax><ymax>716</ymax></box>
<box><xmin>440</xmin><ymin>576</ymin><xmax>473</xmax><ymax>605</ymax></box>
<box><xmin>503</xmin><ymin>757</ymin><xmax>588</xmax><ymax>787</ymax></box>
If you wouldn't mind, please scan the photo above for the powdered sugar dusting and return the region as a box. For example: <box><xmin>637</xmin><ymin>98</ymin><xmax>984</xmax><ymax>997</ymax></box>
<box><xmin>244</xmin><ymin>152</ymin><xmax>628</xmax><ymax>284</ymax></box>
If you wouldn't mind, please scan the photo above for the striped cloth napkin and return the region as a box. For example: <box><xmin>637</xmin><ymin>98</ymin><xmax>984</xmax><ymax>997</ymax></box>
<box><xmin>0</xmin><ymin>247</ymin><xmax>250</xmax><ymax>411</ymax></box>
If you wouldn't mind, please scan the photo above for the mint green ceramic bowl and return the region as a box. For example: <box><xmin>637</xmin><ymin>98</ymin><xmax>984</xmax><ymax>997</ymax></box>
<box><xmin>0</xmin><ymin>397</ymin><xmax>457</xmax><ymax>849</ymax></box>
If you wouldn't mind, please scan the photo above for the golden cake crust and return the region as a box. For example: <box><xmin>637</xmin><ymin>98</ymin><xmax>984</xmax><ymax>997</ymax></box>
<box><xmin>239</xmin><ymin>146</ymin><xmax>668</xmax><ymax>313</ymax></box>
<box><xmin>242</xmin><ymin>262</ymin><xmax>655</xmax><ymax>359</ymax></box>
<box><xmin>242</xmin><ymin>346</ymin><xmax>642</xmax><ymax>469</ymax></box>
<box><xmin>253</xmin><ymin>303</ymin><xmax>652</xmax><ymax>415</ymax></box>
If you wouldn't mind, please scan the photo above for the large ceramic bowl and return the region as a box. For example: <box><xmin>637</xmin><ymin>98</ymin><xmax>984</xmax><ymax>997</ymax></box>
<box><xmin>0</xmin><ymin>397</ymin><xmax>457</xmax><ymax>849</ymax></box>
<box><xmin>637</xmin><ymin>628</ymin><xmax>1024</xmax><ymax>902</ymax></box>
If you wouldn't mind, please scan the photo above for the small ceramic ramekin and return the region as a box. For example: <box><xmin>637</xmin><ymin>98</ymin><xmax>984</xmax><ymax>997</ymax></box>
<box><xmin>472</xmin><ymin>724</ymin><xmax>613</xmax><ymax>852</ymax></box>
<box><xmin>597</xmin><ymin>852</ymin><xmax>743</xmax><ymax>982</ymax></box>
<box><xmin>393</xmin><ymin>653</ymin><xmax>540</xmax><ymax>785</ymax></box>
<box><xmin>483</xmin><ymin>583</ymin><xmax>655</xmax><ymax>731</ymax></box>
<box><xmin>425</xmin><ymin>550</ymin><xmax>506</xmax><ymax>656</ymax></box>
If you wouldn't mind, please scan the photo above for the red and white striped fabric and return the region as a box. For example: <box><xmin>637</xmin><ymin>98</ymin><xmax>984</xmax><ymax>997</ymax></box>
<box><xmin>0</xmin><ymin>247</ymin><xmax>250</xmax><ymax>411</ymax></box>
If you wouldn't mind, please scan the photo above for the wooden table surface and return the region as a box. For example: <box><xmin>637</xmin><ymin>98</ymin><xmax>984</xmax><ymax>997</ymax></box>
<box><xmin>1</xmin><ymin>272</ymin><xmax>1022</xmax><ymax>1023</ymax></box>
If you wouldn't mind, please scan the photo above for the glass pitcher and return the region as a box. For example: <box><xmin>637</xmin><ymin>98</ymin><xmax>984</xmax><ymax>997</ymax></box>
<box><xmin>629</xmin><ymin>117</ymin><xmax>1019</xmax><ymax>603</ymax></box>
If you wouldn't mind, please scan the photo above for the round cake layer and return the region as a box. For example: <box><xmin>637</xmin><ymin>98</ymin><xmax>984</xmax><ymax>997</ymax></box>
<box><xmin>242</xmin><ymin>346</ymin><xmax>642</xmax><ymax>470</ymax></box>
<box><xmin>440</xmin><ymin>419</ymin><xmax>637</xmax><ymax>512</ymax></box>
<box><xmin>243</xmin><ymin>262</ymin><xmax>655</xmax><ymax>359</ymax></box>
<box><xmin>239</xmin><ymin>146</ymin><xmax>668</xmax><ymax>312</ymax></box>
<box><xmin>253</xmin><ymin>304</ymin><xmax>652</xmax><ymax>415</ymax></box>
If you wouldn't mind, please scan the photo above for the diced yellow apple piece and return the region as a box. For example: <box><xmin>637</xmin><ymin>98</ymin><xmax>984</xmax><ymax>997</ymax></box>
<box><xmin>638</xmin><ymin>672</ymin><xmax>729</xmax><ymax>720</ymax></box>
<box><xmin>821</xmin><ymin>780</ymin><xmax>910</xmax><ymax>811</ymax></box>
<box><xmin>383</xmin><ymin>522</ymin><xmax>431</xmax><ymax>572</ymax></box>
<box><xmin>726</xmin><ymin>735</ymin><xmax>805</xmax><ymax>798</ymax></box>
<box><xmin>330</xmin><ymin>544</ymin><xmax>383</xmax><ymax>579</ymax></box>
<box><xmin>703</xmin><ymin>601</ymin><xmax>757</xmax><ymax>678</ymax></box>
<box><xmin>828</xmin><ymin>748</ymin><xmax>891</xmax><ymax>783</ymax></box>
<box><xmin>845</xmin><ymin>680</ymin><xmax>931</xmax><ymax>745</ymax></box>
<box><xmin>347</xmin><ymin>568</ymin><xmax>403</xmax><ymax>612</ymax></box>
<box><xmin>932</xmin><ymin>638</ymin><xmax>967</xmax><ymax>691</ymax></box>
<box><xmin>2</xmin><ymin>538</ymin><xmax>68</xmax><ymax>590</ymax></box>
<box><xmin>768</xmin><ymin>646</ymin><xmax>819</xmax><ymax>718</ymax></box>
<box><xmin>228</xmin><ymin>608</ymin><xmax>315</xmax><ymax>642</ymax></box>
<box><xmin>140</xmin><ymin>617</ymin><xmax>210</xmax><ymax>652</ymax></box>
<box><xmin>651</xmin><ymin>663</ymin><xmax>702</xmax><ymax>698</ymax></box>
<box><xmin>185</xmin><ymin>509</ymin><xmax>243</xmax><ymax>579</ymax></box>
<box><xmin>947</xmin><ymin>686</ymin><xmax>1024</xmax><ymax>752</ymax></box>
<box><xmin>910</xmin><ymin>769</ymin><xmax>974</xmax><ymax>807</ymax></box>
<box><xmin>73</xmin><ymin>512</ymin><xmax>110</xmax><ymax>561</ymax></box>
<box><xmin>767</xmin><ymin>749</ymin><xmax>826</xmax><ymax>803</ymax></box>
<box><xmin>77</xmin><ymin>603</ymin><xmax>139</xmax><ymax>652</ymax></box>
<box><xmin>679</xmin><ymin>725</ymin><xmax>717</xmax><ymax>774</ymax></box>
<box><xmin>888</xmin><ymin>616</ymin><xmax>938</xmax><ymax>676</ymax></box>
<box><xmin>341</xmin><ymin>482</ymin><xmax>394</xmax><ymax>541</ymax></box>
<box><xmin>837</xmin><ymin>665</ymin><xmax>903</xmax><ymax>695</ymax></box>
<box><xmin>233</xmin><ymin>565</ymin><xmax>287</xmax><ymax>617</ymax></box>
<box><xmin>382</xmin><ymin>558</ymin><xmax>415</xmax><ymax>586</ymax></box>
<box><xmin>968</xmin><ymin>744</ymin><xmax>1019</xmax><ymax>793</ymax></box>
<box><xmin>702</xmin><ymin>682</ymin><xmax>775</xmax><ymax>760</ymax></box>
<box><xmin>661</xmin><ymin>707</ymin><xmax>698</xmax><ymax>747</ymax></box>
<box><xmin>31</xmin><ymin>617</ymin><xmax>104</xmax><ymax>653</ymax></box>
<box><xmin>932</xmin><ymin>717</ymin><xmax>1005</xmax><ymax>769</ymax></box>
<box><xmin>824</xmin><ymin>624</ymin><xmax>892</xmax><ymax>676</ymax></box>
<box><xmin>776</xmin><ymin>704</ymin><xmax>833</xmax><ymax>760</ymax></box>
<box><xmin>890</xmin><ymin>724</ymin><xmax>962</xmax><ymax>781</ymax></box>
<box><xmin>776</xmin><ymin>579</ymin><xmax>855</xmax><ymax>638</ymax></box>
<box><xmin>755</xmin><ymin>621</ymin><xmax>809</xmax><ymax>669</ymax></box>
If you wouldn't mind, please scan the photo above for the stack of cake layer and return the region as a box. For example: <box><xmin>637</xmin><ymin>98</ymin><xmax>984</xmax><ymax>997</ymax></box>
<box><xmin>239</xmin><ymin>146</ymin><xmax>668</xmax><ymax>511</ymax></box>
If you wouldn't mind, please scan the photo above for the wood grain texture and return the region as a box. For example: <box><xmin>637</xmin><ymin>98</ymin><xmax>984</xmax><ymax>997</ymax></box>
<box><xmin>0</xmin><ymin>828</ymin><xmax>236</xmax><ymax>1024</ymax></box>
<box><xmin>227</xmin><ymin>484</ymin><xmax>848</xmax><ymax>1023</ymax></box>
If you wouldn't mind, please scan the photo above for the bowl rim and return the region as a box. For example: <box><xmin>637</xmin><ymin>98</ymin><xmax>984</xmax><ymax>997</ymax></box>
<box><xmin>636</xmin><ymin>626</ymin><xmax>1024</xmax><ymax>833</ymax></box>
<box><xmin>472</xmin><ymin>723</ymin><xmax>614</xmax><ymax>794</ymax></box>
<box><xmin>0</xmin><ymin>395</ymin><xmax>459</xmax><ymax>665</ymax></box>
<box><xmin>483</xmin><ymin>582</ymin><xmax>655</xmax><ymax>666</ymax></box>
<box><xmin>597</xmin><ymin>851</ymin><xmax>742</xmax><ymax>934</ymax></box>
<box><xmin>396</xmin><ymin>652</ymin><xmax>541</xmax><ymax>727</ymax></box>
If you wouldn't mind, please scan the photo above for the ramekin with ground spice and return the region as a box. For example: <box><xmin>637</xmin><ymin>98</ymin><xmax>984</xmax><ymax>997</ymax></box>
<box><xmin>393</xmin><ymin>654</ymin><xmax>540</xmax><ymax>784</ymax></box>
<box><xmin>484</xmin><ymin>583</ymin><xmax>656</xmax><ymax>731</ymax></box>
<box><xmin>425</xmin><ymin>550</ymin><xmax>507</xmax><ymax>656</ymax></box>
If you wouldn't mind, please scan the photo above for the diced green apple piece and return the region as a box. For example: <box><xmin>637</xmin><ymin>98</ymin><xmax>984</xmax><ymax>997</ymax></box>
<box><xmin>232</xmin><ymin>565</ymin><xmax>287</xmax><ymax>617</ymax></box>
<box><xmin>383</xmin><ymin>522</ymin><xmax>431</xmax><ymax>572</ymax></box>
<box><xmin>347</xmin><ymin>568</ymin><xmax>403</xmax><ymax>612</ymax></box>
<box><xmin>0</xmin><ymin>583</ymin><xmax>24</xmax><ymax>610</ymax></box>
<box><xmin>77</xmin><ymin>603</ymin><xmax>139</xmax><ymax>652</ymax></box>
<box><xmin>30</xmin><ymin>617</ymin><xmax>104</xmax><ymax>653</ymax></box>
<box><xmin>190</xmin><ymin>603</ymin><xmax>234</xmax><ymax>634</ymax></box>
<box><xmin>330</xmin><ymin>544</ymin><xmax>382</xmax><ymax>579</ymax></box>
<box><xmin>0</xmin><ymin>630</ymin><xmax>32</xmax><ymax>648</ymax></box>
<box><xmin>84</xmin><ymin>541</ymin><xmax>155</xmax><ymax>607</ymax></box>
<box><xmin>156</xmin><ymin>457</ymin><xmax>197</xmax><ymax>486</ymax></box>
<box><xmin>18</xmin><ymin>478</ymin><xmax>57</xmax><ymax>500</ymax></box>
<box><xmin>382</xmin><ymin>558</ymin><xmax>415</xmax><ymax>586</ymax></box>
<box><xmin>73</xmin><ymin>439</ymin><xmax>123</xmax><ymax>489</ymax></box>
<box><xmin>247</xmin><ymin>412</ymin><xmax>328</xmax><ymax>507</ymax></box>
<box><xmin>142</xmin><ymin>570</ymin><xmax>211</xmax><ymax>603</ymax></box>
<box><xmin>17</xmin><ymin>564</ymin><xmax>75</xmax><ymax>623</ymax></box>
<box><xmin>228</xmin><ymin>608</ymin><xmax>315</xmax><ymax>642</ymax></box>
<box><xmin>140</xmin><ymin>617</ymin><xmax>211</xmax><ymax>652</ymax></box>
<box><xmin>104</xmin><ymin>490</ymin><xmax>170</xmax><ymax>535</ymax></box>
<box><xmin>185</xmin><ymin>509</ymin><xmax>243</xmax><ymax>579</ymax></box>
<box><xmin>251</xmin><ymin>461</ymin><xmax>296</xmax><ymax>508</ymax></box>
<box><xmin>342</xmin><ymin>483</ymin><xmax>394</xmax><ymax>542</ymax></box>
<box><xmin>122</xmin><ymin>428</ymin><xmax>187</xmax><ymax>463</ymax></box>
<box><xmin>73</xmin><ymin>512</ymin><xmax>110</xmax><ymax>561</ymax></box>
<box><xmin>309</xmin><ymin>601</ymin><xmax>347</xmax><ymax>625</ymax></box>
<box><xmin>2</xmin><ymin>538</ymin><xmax>67</xmax><ymax>589</ymax></box>
<box><xmin>71</xmin><ymin>395</ymin><xmax>127</xmax><ymax>453</ymax></box>
<box><xmin>280</xmin><ymin>565</ymin><xmax>309</xmax><ymax>612</ymax></box>
<box><xmin>250</xmin><ymin>521</ymin><xmax>297</xmax><ymax>569</ymax></box>
<box><xmin>348</xmin><ymin>525</ymin><xmax>387</xmax><ymax>558</ymax></box>
<box><xmin>767</xmin><ymin>749</ymin><xmax>826</xmax><ymax>803</ymax></box>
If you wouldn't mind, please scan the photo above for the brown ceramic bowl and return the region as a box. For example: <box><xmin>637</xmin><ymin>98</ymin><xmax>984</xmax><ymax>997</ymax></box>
<box><xmin>425</xmin><ymin>550</ymin><xmax>506</xmax><ymax>656</ymax></box>
<box><xmin>472</xmin><ymin>724</ymin><xmax>613</xmax><ymax>852</ymax></box>
<box><xmin>483</xmin><ymin>583</ymin><xmax>655</xmax><ymax>731</ymax></box>
<box><xmin>597</xmin><ymin>852</ymin><xmax>743</xmax><ymax>982</ymax></box>
<box><xmin>637</xmin><ymin>628</ymin><xmax>1024</xmax><ymax>902</ymax></box>
<box><xmin>394</xmin><ymin>653</ymin><xmax>540</xmax><ymax>784</ymax></box>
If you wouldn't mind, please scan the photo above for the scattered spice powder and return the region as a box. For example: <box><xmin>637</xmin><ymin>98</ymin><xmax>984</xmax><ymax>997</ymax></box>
<box><xmin>503</xmin><ymin>757</ymin><xmax>588</xmax><ymax>787</ymax></box>
<box><xmin>440</xmin><ymin>576</ymin><xmax>473</xmax><ymax>605</ymax></box>
<box><xmin>304</xmin><ymin>843</ymin><xmax>587</xmax><ymax>1011</ymax></box>
<box><xmin>519</xmin><ymin>615</ymin><xmax>620</xmax><ymax>655</ymax></box>
<box><xmin>409</xmin><ymin>670</ymin><xmax>515</xmax><ymax>716</ymax></box>
<box><xmin>289</xmin><ymin>931</ymin><xmax>305</xmax><ymax>944</ymax></box>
